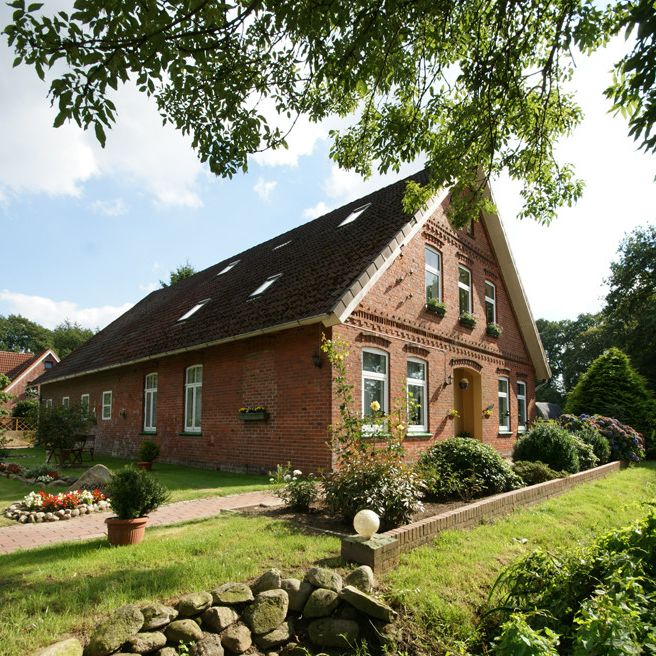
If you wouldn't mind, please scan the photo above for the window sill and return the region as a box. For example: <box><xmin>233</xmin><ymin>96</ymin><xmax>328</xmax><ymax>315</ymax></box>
<box><xmin>406</xmin><ymin>431</ymin><xmax>432</xmax><ymax>439</ymax></box>
<box><xmin>178</xmin><ymin>431</ymin><xmax>202</xmax><ymax>437</ymax></box>
<box><xmin>139</xmin><ymin>432</ymin><xmax>157</xmax><ymax>436</ymax></box>
<box><xmin>498</xmin><ymin>431</ymin><xmax>514</xmax><ymax>437</ymax></box>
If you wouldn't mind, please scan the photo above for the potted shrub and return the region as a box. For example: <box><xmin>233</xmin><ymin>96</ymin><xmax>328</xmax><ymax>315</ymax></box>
<box><xmin>486</xmin><ymin>322</ymin><xmax>503</xmax><ymax>337</ymax></box>
<box><xmin>459</xmin><ymin>312</ymin><xmax>477</xmax><ymax>329</ymax></box>
<box><xmin>426</xmin><ymin>298</ymin><xmax>446</xmax><ymax>317</ymax></box>
<box><xmin>137</xmin><ymin>440</ymin><xmax>160</xmax><ymax>470</ymax></box>
<box><xmin>105</xmin><ymin>466</ymin><xmax>170</xmax><ymax>546</ymax></box>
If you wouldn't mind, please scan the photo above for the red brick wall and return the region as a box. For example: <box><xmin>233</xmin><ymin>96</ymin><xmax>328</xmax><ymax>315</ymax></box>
<box><xmin>40</xmin><ymin>325</ymin><xmax>334</xmax><ymax>473</ymax></box>
<box><xmin>3</xmin><ymin>353</ymin><xmax>59</xmax><ymax>413</ymax></box>
<box><xmin>333</xmin><ymin>196</ymin><xmax>537</xmax><ymax>458</ymax></box>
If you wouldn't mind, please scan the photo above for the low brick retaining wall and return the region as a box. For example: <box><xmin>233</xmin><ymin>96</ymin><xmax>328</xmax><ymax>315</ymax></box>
<box><xmin>342</xmin><ymin>461</ymin><xmax>622</xmax><ymax>573</ymax></box>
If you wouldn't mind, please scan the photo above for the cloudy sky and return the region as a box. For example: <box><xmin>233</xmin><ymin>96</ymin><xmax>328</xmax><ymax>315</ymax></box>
<box><xmin>0</xmin><ymin>20</ymin><xmax>654</xmax><ymax>331</ymax></box>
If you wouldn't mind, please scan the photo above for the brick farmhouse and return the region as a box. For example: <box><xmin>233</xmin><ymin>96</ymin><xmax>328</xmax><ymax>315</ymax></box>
<box><xmin>37</xmin><ymin>171</ymin><xmax>550</xmax><ymax>472</ymax></box>
<box><xmin>1</xmin><ymin>349</ymin><xmax>59</xmax><ymax>415</ymax></box>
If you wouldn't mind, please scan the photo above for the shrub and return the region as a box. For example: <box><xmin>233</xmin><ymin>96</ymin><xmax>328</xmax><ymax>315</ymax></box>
<box><xmin>512</xmin><ymin>461</ymin><xmax>565</xmax><ymax>486</ymax></box>
<box><xmin>270</xmin><ymin>464</ymin><xmax>319</xmax><ymax>512</ymax></box>
<box><xmin>512</xmin><ymin>421</ymin><xmax>580</xmax><ymax>473</ymax></box>
<box><xmin>323</xmin><ymin>451</ymin><xmax>424</xmax><ymax>529</ymax></box>
<box><xmin>36</xmin><ymin>404</ymin><xmax>90</xmax><ymax>456</ymax></box>
<box><xmin>107</xmin><ymin>466</ymin><xmax>170</xmax><ymax>519</ymax></box>
<box><xmin>585</xmin><ymin>415</ymin><xmax>645</xmax><ymax>463</ymax></box>
<box><xmin>559</xmin><ymin>415</ymin><xmax>612</xmax><ymax>464</ymax></box>
<box><xmin>419</xmin><ymin>437</ymin><xmax>522</xmax><ymax>502</ymax></box>
<box><xmin>11</xmin><ymin>399</ymin><xmax>38</xmax><ymax>418</ymax></box>
<box><xmin>138</xmin><ymin>439</ymin><xmax>160</xmax><ymax>463</ymax></box>
<box><xmin>572</xmin><ymin>437</ymin><xmax>598</xmax><ymax>471</ymax></box>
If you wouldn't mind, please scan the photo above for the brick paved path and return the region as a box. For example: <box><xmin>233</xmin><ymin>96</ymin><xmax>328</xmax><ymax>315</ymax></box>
<box><xmin>0</xmin><ymin>490</ymin><xmax>282</xmax><ymax>555</ymax></box>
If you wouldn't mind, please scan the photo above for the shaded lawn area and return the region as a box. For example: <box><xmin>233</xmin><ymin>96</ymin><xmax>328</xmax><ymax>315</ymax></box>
<box><xmin>0</xmin><ymin>514</ymin><xmax>340</xmax><ymax>656</ymax></box>
<box><xmin>0</xmin><ymin>447</ymin><xmax>273</xmax><ymax>525</ymax></box>
<box><xmin>385</xmin><ymin>462</ymin><xmax>656</xmax><ymax>654</ymax></box>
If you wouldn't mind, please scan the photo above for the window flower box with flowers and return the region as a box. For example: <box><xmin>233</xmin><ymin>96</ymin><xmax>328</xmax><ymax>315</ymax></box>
<box><xmin>447</xmin><ymin>408</ymin><xmax>460</xmax><ymax>420</ymax></box>
<box><xmin>459</xmin><ymin>312</ymin><xmax>477</xmax><ymax>329</ymax></box>
<box><xmin>238</xmin><ymin>406</ymin><xmax>269</xmax><ymax>421</ymax></box>
<box><xmin>426</xmin><ymin>298</ymin><xmax>446</xmax><ymax>317</ymax></box>
<box><xmin>486</xmin><ymin>322</ymin><xmax>503</xmax><ymax>338</ymax></box>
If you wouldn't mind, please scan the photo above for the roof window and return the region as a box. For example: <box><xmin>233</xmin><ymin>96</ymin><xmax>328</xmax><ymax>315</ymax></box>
<box><xmin>338</xmin><ymin>203</ymin><xmax>370</xmax><ymax>227</ymax></box>
<box><xmin>273</xmin><ymin>240</ymin><xmax>292</xmax><ymax>250</ymax></box>
<box><xmin>217</xmin><ymin>261</ymin><xmax>239</xmax><ymax>275</ymax></box>
<box><xmin>177</xmin><ymin>299</ymin><xmax>210</xmax><ymax>322</ymax></box>
<box><xmin>250</xmin><ymin>274</ymin><xmax>282</xmax><ymax>297</ymax></box>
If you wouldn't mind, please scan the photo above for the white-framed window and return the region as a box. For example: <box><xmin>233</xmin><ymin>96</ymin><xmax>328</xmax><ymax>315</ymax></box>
<box><xmin>62</xmin><ymin>396</ymin><xmax>70</xmax><ymax>408</ymax></box>
<box><xmin>362</xmin><ymin>349</ymin><xmax>388</xmax><ymax>429</ymax></box>
<box><xmin>144</xmin><ymin>373</ymin><xmax>158</xmax><ymax>433</ymax></box>
<box><xmin>273</xmin><ymin>240</ymin><xmax>292</xmax><ymax>250</ymax></box>
<box><xmin>459</xmin><ymin>266</ymin><xmax>472</xmax><ymax>314</ymax></box>
<box><xmin>425</xmin><ymin>247</ymin><xmax>442</xmax><ymax>304</ymax></box>
<box><xmin>217</xmin><ymin>260</ymin><xmax>239</xmax><ymax>275</ymax></box>
<box><xmin>338</xmin><ymin>203</ymin><xmax>370</xmax><ymax>227</ymax></box>
<box><xmin>80</xmin><ymin>394</ymin><xmax>90</xmax><ymax>416</ymax></box>
<box><xmin>44</xmin><ymin>360</ymin><xmax>53</xmax><ymax>369</ymax></box>
<box><xmin>250</xmin><ymin>274</ymin><xmax>282</xmax><ymax>297</ymax></box>
<box><xmin>517</xmin><ymin>381</ymin><xmax>527</xmax><ymax>432</ymax></box>
<box><xmin>184</xmin><ymin>365</ymin><xmax>203</xmax><ymax>433</ymax></box>
<box><xmin>178</xmin><ymin>299</ymin><xmax>210</xmax><ymax>322</ymax></box>
<box><xmin>45</xmin><ymin>398</ymin><xmax>53</xmax><ymax>408</ymax></box>
<box><xmin>485</xmin><ymin>281</ymin><xmax>497</xmax><ymax>324</ymax></box>
<box><xmin>102</xmin><ymin>391</ymin><xmax>112</xmax><ymax>420</ymax></box>
<box><xmin>498</xmin><ymin>378</ymin><xmax>510</xmax><ymax>432</ymax></box>
<box><xmin>407</xmin><ymin>359</ymin><xmax>428</xmax><ymax>432</ymax></box>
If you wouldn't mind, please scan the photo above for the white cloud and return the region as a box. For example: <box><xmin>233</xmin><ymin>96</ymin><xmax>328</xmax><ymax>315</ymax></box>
<box><xmin>90</xmin><ymin>198</ymin><xmax>127</xmax><ymax>217</ymax></box>
<box><xmin>253</xmin><ymin>177</ymin><xmax>277</xmax><ymax>202</ymax></box>
<box><xmin>0</xmin><ymin>290</ymin><xmax>132</xmax><ymax>330</ymax></box>
<box><xmin>303</xmin><ymin>201</ymin><xmax>331</xmax><ymax>219</ymax></box>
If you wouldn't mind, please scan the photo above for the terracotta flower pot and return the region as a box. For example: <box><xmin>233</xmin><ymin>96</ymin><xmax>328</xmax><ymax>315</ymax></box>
<box><xmin>137</xmin><ymin>461</ymin><xmax>153</xmax><ymax>470</ymax></box>
<box><xmin>106</xmin><ymin>516</ymin><xmax>149</xmax><ymax>546</ymax></box>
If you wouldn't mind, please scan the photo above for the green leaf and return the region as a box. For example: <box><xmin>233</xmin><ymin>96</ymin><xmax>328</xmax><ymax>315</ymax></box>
<box><xmin>94</xmin><ymin>122</ymin><xmax>106</xmax><ymax>148</ymax></box>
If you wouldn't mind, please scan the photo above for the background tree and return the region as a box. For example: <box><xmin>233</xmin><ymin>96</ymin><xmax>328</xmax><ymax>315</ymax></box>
<box><xmin>160</xmin><ymin>261</ymin><xmax>196</xmax><ymax>288</ymax></box>
<box><xmin>52</xmin><ymin>320</ymin><xmax>95</xmax><ymax>359</ymax></box>
<box><xmin>0</xmin><ymin>314</ymin><xmax>51</xmax><ymax>353</ymax></box>
<box><xmin>5</xmin><ymin>1</ymin><xmax>655</xmax><ymax>226</ymax></box>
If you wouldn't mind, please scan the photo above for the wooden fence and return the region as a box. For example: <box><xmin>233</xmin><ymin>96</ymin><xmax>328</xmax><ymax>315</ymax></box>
<box><xmin>0</xmin><ymin>416</ymin><xmax>35</xmax><ymax>432</ymax></box>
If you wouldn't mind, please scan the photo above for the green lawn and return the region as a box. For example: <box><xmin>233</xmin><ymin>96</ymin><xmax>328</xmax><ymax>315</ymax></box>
<box><xmin>0</xmin><ymin>514</ymin><xmax>340</xmax><ymax>656</ymax></box>
<box><xmin>0</xmin><ymin>447</ymin><xmax>273</xmax><ymax>526</ymax></box>
<box><xmin>385</xmin><ymin>462</ymin><xmax>656</xmax><ymax>654</ymax></box>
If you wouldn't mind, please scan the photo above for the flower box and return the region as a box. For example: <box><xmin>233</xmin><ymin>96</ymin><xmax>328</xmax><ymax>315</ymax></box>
<box><xmin>486</xmin><ymin>322</ymin><xmax>502</xmax><ymax>337</ymax></box>
<box><xmin>459</xmin><ymin>312</ymin><xmax>477</xmax><ymax>329</ymax></box>
<box><xmin>238</xmin><ymin>410</ymin><xmax>269</xmax><ymax>422</ymax></box>
<box><xmin>425</xmin><ymin>300</ymin><xmax>446</xmax><ymax>317</ymax></box>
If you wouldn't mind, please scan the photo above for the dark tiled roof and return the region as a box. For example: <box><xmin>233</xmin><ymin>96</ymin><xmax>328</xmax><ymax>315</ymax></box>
<box><xmin>0</xmin><ymin>351</ymin><xmax>37</xmax><ymax>380</ymax></box>
<box><xmin>38</xmin><ymin>170</ymin><xmax>428</xmax><ymax>383</ymax></box>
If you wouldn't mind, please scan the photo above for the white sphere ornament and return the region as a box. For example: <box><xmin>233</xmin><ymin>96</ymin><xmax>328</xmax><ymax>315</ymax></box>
<box><xmin>353</xmin><ymin>509</ymin><xmax>380</xmax><ymax>540</ymax></box>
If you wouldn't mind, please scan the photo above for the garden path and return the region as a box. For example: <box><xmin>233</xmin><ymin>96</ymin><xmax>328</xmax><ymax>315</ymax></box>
<box><xmin>0</xmin><ymin>490</ymin><xmax>282</xmax><ymax>555</ymax></box>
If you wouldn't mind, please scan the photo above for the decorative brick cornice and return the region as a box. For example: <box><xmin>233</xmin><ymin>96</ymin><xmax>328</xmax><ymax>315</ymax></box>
<box><xmin>355</xmin><ymin>332</ymin><xmax>392</xmax><ymax>349</ymax></box>
<box><xmin>450</xmin><ymin>358</ymin><xmax>483</xmax><ymax>372</ymax></box>
<box><xmin>496</xmin><ymin>367</ymin><xmax>511</xmax><ymax>375</ymax></box>
<box><xmin>404</xmin><ymin>344</ymin><xmax>431</xmax><ymax>358</ymax></box>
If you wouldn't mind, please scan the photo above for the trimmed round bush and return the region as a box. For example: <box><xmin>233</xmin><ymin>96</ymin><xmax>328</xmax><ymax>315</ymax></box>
<box><xmin>107</xmin><ymin>466</ymin><xmax>170</xmax><ymax>519</ymax></box>
<box><xmin>513</xmin><ymin>421</ymin><xmax>580</xmax><ymax>473</ymax></box>
<box><xmin>512</xmin><ymin>461</ymin><xmax>565</xmax><ymax>486</ymax></box>
<box><xmin>418</xmin><ymin>437</ymin><xmax>522</xmax><ymax>502</ymax></box>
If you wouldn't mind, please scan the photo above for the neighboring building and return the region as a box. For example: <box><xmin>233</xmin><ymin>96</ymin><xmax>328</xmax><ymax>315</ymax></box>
<box><xmin>0</xmin><ymin>349</ymin><xmax>60</xmax><ymax>414</ymax></box>
<box><xmin>536</xmin><ymin>402</ymin><xmax>562</xmax><ymax>420</ymax></box>
<box><xmin>36</xmin><ymin>171</ymin><xmax>550</xmax><ymax>472</ymax></box>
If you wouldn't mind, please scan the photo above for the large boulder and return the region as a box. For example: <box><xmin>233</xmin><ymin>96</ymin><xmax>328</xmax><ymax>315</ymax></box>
<box><xmin>177</xmin><ymin>591</ymin><xmax>213</xmax><ymax>617</ymax></box>
<box><xmin>242</xmin><ymin>589</ymin><xmax>289</xmax><ymax>635</ymax></box>
<box><xmin>125</xmin><ymin>632</ymin><xmax>167</xmax><ymax>654</ymax></box>
<box><xmin>251</xmin><ymin>568</ymin><xmax>281</xmax><ymax>594</ymax></box>
<box><xmin>281</xmin><ymin>578</ymin><xmax>312</xmax><ymax>613</ymax></box>
<box><xmin>140</xmin><ymin>603</ymin><xmax>178</xmax><ymax>631</ymax></box>
<box><xmin>190</xmin><ymin>633</ymin><xmax>224</xmax><ymax>656</ymax></box>
<box><xmin>339</xmin><ymin>585</ymin><xmax>397</xmax><ymax>622</ymax></box>
<box><xmin>202</xmin><ymin>606</ymin><xmax>239</xmax><ymax>633</ymax></box>
<box><xmin>308</xmin><ymin>619</ymin><xmax>359</xmax><ymax>648</ymax></box>
<box><xmin>220</xmin><ymin>623</ymin><xmax>252</xmax><ymax>654</ymax></box>
<box><xmin>155</xmin><ymin>649</ymin><xmax>177</xmax><ymax>656</ymax></box>
<box><xmin>302</xmin><ymin>589</ymin><xmax>339</xmax><ymax>618</ymax></box>
<box><xmin>344</xmin><ymin>566</ymin><xmax>375</xmax><ymax>594</ymax></box>
<box><xmin>67</xmin><ymin>464</ymin><xmax>112</xmax><ymax>493</ymax></box>
<box><xmin>211</xmin><ymin>582</ymin><xmax>254</xmax><ymax>605</ymax></box>
<box><xmin>33</xmin><ymin>638</ymin><xmax>83</xmax><ymax>656</ymax></box>
<box><xmin>85</xmin><ymin>605</ymin><xmax>144</xmax><ymax>656</ymax></box>
<box><xmin>304</xmin><ymin>567</ymin><xmax>342</xmax><ymax>593</ymax></box>
<box><xmin>164</xmin><ymin>619</ymin><xmax>203</xmax><ymax>644</ymax></box>
<box><xmin>254</xmin><ymin>620</ymin><xmax>293</xmax><ymax>650</ymax></box>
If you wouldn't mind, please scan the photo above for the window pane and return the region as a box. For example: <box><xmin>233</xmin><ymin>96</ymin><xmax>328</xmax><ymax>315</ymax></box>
<box><xmin>408</xmin><ymin>383</ymin><xmax>425</xmax><ymax>426</ymax></box>
<box><xmin>145</xmin><ymin>394</ymin><xmax>151</xmax><ymax>427</ymax></box>
<box><xmin>459</xmin><ymin>288</ymin><xmax>470</xmax><ymax>313</ymax></box>
<box><xmin>459</xmin><ymin>267</ymin><xmax>470</xmax><ymax>286</ymax></box>
<box><xmin>407</xmin><ymin>361</ymin><xmax>425</xmax><ymax>380</ymax></box>
<box><xmin>499</xmin><ymin>395</ymin><xmax>509</xmax><ymax>428</ymax></box>
<box><xmin>518</xmin><ymin>398</ymin><xmax>526</xmax><ymax>426</ymax></box>
<box><xmin>195</xmin><ymin>388</ymin><xmax>202</xmax><ymax>428</ymax></box>
<box><xmin>517</xmin><ymin>382</ymin><xmax>525</xmax><ymax>396</ymax></box>
<box><xmin>363</xmin><ymin>379</ymin><xmax>384</xmax><ymax>416</ymax></box>
<box><xmin>186</xmin><ymin>388</ymin><xmax>194</xmax><ymax>428</ymax></box>
<box><xmin>152</xmin><ymin>391</ymin><xmax>157</xmax><ymax>427</ymax></box>
<box><xmin>486</xmin><ymin>299</ymin><xmax>495</xmax><ymax>324</ymax></box>
<box><xmin>363</xmin><ymin>351</ymin><xmax>386</xmax><ymax>374</ymax></box>
<box><xmin>485</xmin><ymin>282</ymin><xmax>495</xmax><ymax>300</ymax></box>
<box><xmin>498</xmin><ymin>379</ymin><xmax>508</xmax><ymax>394</ymax></box>
<box><xmin>425</xmin><ymin>270</ymin><xmax>439</xmax><ymax>302</ymax></box>
<box><xmin>425</xmin><ymin>248</ymin><xmax>440</xmax><ymax>271</ymax></box>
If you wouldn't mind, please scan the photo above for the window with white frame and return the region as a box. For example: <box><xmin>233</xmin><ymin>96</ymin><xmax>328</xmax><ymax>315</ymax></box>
<box><xmin>250</xmin><ymin>274</ymin><xmax>282</xmax><ymax>297</ymax></box>
<box><xmin>102</xmin><ymin>391</ymin><xmax>112</xmax><ymax>420</ymax></box>
<box><xmin>177</xmin><ymin>299</ymin><xmax>210</xmax><ymax>322</ymax></box>
<box><xmin>485</xmin><ymin>281</ymin><xmax>497</xmax><ymax>324</ymax></box>
<box><xmin>459</xmin><ymin>266</ymin><xmax>472</xmax><ymax>314</ymax></box>
<box><xmin>338</xmin><ymin>203</ymin><xmax>370</xmax><ymax>227</ymax></box>
<box><xmin>425</xmin><ymin>247</ymin><xmax>442</xmax><ymax>304</ymax></box>
<box><xmin>80</xmin><ymin>394</ymin><xmax>90</xmax><ymax>416</ymax></box>
<box><xmin>62</xmin><ymin>396</ymin><xmax>69</xmax><ymax>408</ymax></box>
<box><xmin>362</xmin><ymin>349</ymin><xmax>388</xmax><ymax>428</ymax></box>
<box><xmin>498</xmin><ymin>378</ymin><xmax>510</xmax><ymax>432</ymax></box>
<box><xmin>217</xmin><ymin>260</ymin><xmax>239</xmax><ymax>275</ymax></box>
<box><xmin>517</xmin><ymin>381</ymin><xmax>527</xmax><ymax>432</ymax></box>
<box><xmin>45</xmin><ymin>398</ymin><xmax>53</xmax><ymax>408</ymax></box>
<box><xmin>407</xmin><ymin>359</ymin><xmax>428</xmax><ymax>432</ymax></box>
<box><xmin>144</xmin><ymin>373</ymin><xmax>158</xmax><ymax>433</ymax></box>
<box><xmin>184</xmin><ymin>365</ymin><xmax>203</xmax><ymax>432</ymax></box>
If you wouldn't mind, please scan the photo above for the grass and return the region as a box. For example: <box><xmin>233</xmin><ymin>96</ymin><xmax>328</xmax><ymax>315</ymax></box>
<box><xmin>0</xmin><ymin>447</ymin><xmax>273</xmax><ymax>526</ymax></box>
<box><xmin>0</xmin><ymin>514</ymin><xmax>340</xmax><ymax>655</ymax></box>
<box><xmin>385</xmin><ymin>462</ymin><xmax>656</xmax><ymax>654</ymax></box>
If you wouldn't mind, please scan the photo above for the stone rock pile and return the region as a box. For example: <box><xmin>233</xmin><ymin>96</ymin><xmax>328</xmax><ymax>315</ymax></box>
<box><xmin>33</xmin><ymin>565</ymin><xmax>399</xmax><ymax>656</ymax></box>
<box><xmin>4</xmin><ymin>499</ymin><xmax>111</xmax><ymax>523</ymax></box>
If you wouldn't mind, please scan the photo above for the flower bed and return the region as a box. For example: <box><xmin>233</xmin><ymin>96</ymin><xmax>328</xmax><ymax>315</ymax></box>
<box><xmin>4</xmin><ymin>488</ymin><xmax>110</xmax><ymax>524</ymax></box>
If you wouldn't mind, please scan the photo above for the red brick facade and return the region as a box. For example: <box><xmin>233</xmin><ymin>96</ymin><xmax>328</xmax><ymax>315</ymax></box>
<box><xmin>40</xmin><ymin>196</ymin><xmax>540</xmax><ymax>471</ymax></box>
<box><xmin>2</xmin><ymin>351</ymin><xmax>59</xmax><ymax>414</ymax></box>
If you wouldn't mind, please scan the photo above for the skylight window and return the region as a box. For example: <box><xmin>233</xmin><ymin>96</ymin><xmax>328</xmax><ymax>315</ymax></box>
<box><xmin>177</xmin><ymin>299</ymin><xmax>210</xmax><ymax>322</ymax></box>
<box><xmin>338</xmin><ymin>203</ymin><xmax>371</xmax><ymax>227</ymax></box>
<box><xmin>250</xmin><ymin>274</ymin><xmax>282</xmax><ymax>297</ymax></box>
<box><xmin>273</xmin><ymin>240</ymin><xmax>292</xmax><ymax>250</ymax></box>
<box><xmin>217</xmin><ymin>260</ymin><xmax>239</xmax><ymax>275</ymax></box>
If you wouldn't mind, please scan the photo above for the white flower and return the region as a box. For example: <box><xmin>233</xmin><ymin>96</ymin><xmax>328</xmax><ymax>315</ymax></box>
<box><xmin>78</xmin><ymin>490</ymin><xmax>94</xmax><ymax>505</ymax></box>
<box><xmin>292</xmin><ymin>470</ymin><xmax>302</xmax><ymax>477</ymax></box>
<box><xmin>370</xmin><ymin>400</ymin><xmax>381</xmax><ymax>412</ymax></box>
<box><xmin>23</xmin><ymin>491</ymin><xmax>43</xmax><ymax>509</ymax></box>
<box><xmin>283</xmin><ymin>474</ymin><xmax>291</xmax><ymax>482</ymax></box>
